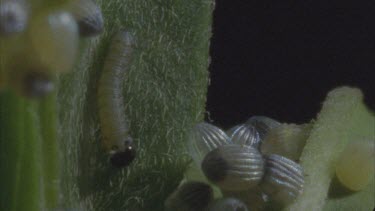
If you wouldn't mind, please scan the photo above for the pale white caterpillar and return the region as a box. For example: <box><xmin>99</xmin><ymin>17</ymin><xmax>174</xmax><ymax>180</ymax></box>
<box><xmin>67</xmin><ymin>0</ymin><xmax>104</xmax><ymax>37</ymax></box>
<box><xmin>98</xmin><ymin>30</ymin><xmax>135</xmax><ymax>167</ymax></box>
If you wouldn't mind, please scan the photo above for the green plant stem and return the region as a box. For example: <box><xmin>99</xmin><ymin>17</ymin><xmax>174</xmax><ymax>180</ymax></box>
<box><xmin>39</xmin><ymin>91</ymin><xmax>60</xmax><ymax>209</ymax></box>
<box><xmin>0</xmin><ymin>92</ymin><xmax>42</xmax><ymax>211</ymax></box>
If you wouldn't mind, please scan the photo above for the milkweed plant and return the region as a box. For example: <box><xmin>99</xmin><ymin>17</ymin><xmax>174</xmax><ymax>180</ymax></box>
<box><xmin>0</xmin><ymin>0</ymin><xmax>373</xmax><ymax>210</ymax></box>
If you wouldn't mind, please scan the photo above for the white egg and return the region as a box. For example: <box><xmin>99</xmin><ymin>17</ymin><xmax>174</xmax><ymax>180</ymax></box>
<box><xmin>201</xmin><ymin>144</ymin><xmax>264</xmax><ymax>191</ymax></box>
<box><xmin>228</xmin><ymin>124</ymin><xmax>260</xmax><ymax>148</ymax></box>
<box><xmin>245</xmin><ymin>116</ymin><xmax>281</xmax><ymax>141</ymax></box>
<box><xmin>188</xmin><ymin>122</ymin><xmax>231</xmax><ymax>167</ymax></box>
<box><xmin>260</xmin><ymin>154</ymin><xmax>304</xmax><ymax>207</ymax></box>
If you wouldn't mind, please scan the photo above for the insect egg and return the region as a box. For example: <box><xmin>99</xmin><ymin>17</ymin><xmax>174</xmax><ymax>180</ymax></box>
<box><xmin>29</xmin><ymin>11</ymin><xmax>78</xmax><ymax>73</ymax></box>
<box><xmin>335</xmin><ymin>140</ymin><xmax>374</xmax><ymax>191</ymax></box>
<box><xmin>201</xmin><ymin>144</ymin><xmax>264</xmax><ymax>191</ymax></box>
<box><xmin>67</xmin><ymin>0</ymin><xmax>104</xmax><ymax>37</ymax></box>
<box><xmin>227</xmin><ymin>124</ymin><xmax>261</xmax><ymax>148</ymax></box>
<box><xmin>165</xmin><ymin>181</ymin><xmax>214</xmax><ymax>211</ymax></box>
<box><xmin>245</xmin><ymin>116</ymin><xmax>281</xmax><ymax>141</ymax></box>
<box><xmin>98</xmin><ymin>30</ymin><xmax>135</xmax><ymax>168</ymax></box>
<box><xmin>0</xmin><ymin>0</ymin><xmax>28</xmax><ymax>36</ymax></box>
<box><xmin>206</xmin><ymin>197</ymin><xmax>248</xmax><ymax>211</ymax></box>
<box><xmin>260</xmin><ymin>154</ymin><xmax>304</xmax><ymax>207</ymax></box>
<box><xmin>188</xmin><ymin>122</ymin><xmax>231</xmax><ymax>167</ymax></box>
<box><xmin>260</xmin><ymin>123</ymin><xmax>311</xmax><ymax>161</ymax></box>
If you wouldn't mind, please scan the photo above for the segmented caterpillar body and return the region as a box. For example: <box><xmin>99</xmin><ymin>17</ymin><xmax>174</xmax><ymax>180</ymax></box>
<box><xmin>98</xmin><ymin>30</ymin><xmax>135</xmax><ymax>167</ymax></box>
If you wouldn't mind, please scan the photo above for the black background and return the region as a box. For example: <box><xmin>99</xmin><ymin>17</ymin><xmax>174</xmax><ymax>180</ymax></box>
<box><xmin>206</xmin><ymin>0</ymin><xmax>375</xmax><ymax>128</ymax></box>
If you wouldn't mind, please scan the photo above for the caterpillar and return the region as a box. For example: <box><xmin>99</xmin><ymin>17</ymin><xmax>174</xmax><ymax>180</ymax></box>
<box><xmin>67</xmin><ymin>0</ymin><xmax>104</xmax><ymax>37</ymax></box>
<box><xmin>98</xmin><ymin>30</ymin><xmax>135</xmax><ymax>168</ymax></box>
<box><xmin>0</xmin><ymin>0</ymin><xmax>28</xmax><ymax>36</ymax></box>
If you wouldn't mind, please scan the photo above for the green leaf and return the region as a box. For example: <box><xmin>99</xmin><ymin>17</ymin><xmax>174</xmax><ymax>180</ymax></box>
<box><xmin>57</xmin><ymin>0</ymin><xmax>213</xmax><ymax>210</ymax></box>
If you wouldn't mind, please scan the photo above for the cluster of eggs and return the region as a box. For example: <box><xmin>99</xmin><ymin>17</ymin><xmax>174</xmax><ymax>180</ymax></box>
<box><xmin>166</xmin><ymin>115</ymin><xmax>375</xmax><ymax>211</ymax></box>
<box><xmin>0</xmin><ymin>0</ymin><xmax>103</xmax><ymax>98</ymax></box>
<box><xmin>166</xmin><ymin>116</ymin><xmax>307</xmax><ymax>211</ymax></box>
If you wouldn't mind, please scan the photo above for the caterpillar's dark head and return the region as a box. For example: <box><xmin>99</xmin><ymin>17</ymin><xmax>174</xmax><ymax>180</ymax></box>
<box><xmin>109</xmin><ymin>138</ymin><xmax>136</xmax><ymax>168</ymax></box>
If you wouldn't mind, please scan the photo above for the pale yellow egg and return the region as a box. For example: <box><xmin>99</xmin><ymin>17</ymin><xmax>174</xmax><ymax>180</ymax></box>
<box><xmin>336</xmin><ymin>140</ymin><xmax>375</xmax><ymax>191</ymax></box>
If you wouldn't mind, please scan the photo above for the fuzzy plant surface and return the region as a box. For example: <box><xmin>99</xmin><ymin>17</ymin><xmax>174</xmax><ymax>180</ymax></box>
<box><xmin>0</xmin><ymin>1</ymin><xmax>374</xmax><ymax>211</ymax></box>
<box><xmin>57</xmin><ymin>0</ymin><xmax>213</xmax><ymax>210</ymax></box>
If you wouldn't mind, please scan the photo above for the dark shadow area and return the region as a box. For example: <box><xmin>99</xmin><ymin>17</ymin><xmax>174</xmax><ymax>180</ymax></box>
<box><xmin>207</xmin><ymin>0</ymin><xmax>375</xmax><ymax>128</ymax></box>
<box><xmin>328</xmin><ymin>175</ymin><xmax>356</xmax><ymax>199</ymax></box>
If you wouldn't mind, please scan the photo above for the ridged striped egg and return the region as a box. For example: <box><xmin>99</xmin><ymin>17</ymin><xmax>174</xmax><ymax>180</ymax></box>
<box><xmin>0</xmin><ymin>0</ymin><xmax>28</xmax><ymax>36</ymax></box>
<box><xmin>201</xmin><ymin>144</ymin><xmax>264</xmax><ymax>191</ymax></box>
<box><xmin>260</xmin><ymin>123</ymin><xmax>311</xmax><ymax>161</ymax></box>
<box><xmin>29</xmin><ymin>11</ymin><xmax>78</xmax><ymax>73</ymax></box>
<box><xmin>260</xmin><ymin>154</ymin><xmax>304</xmax><ymax>206</ymax></box>
<box><xmin>165</xmin><ymin>181</ymin><xmax>214</xmax><ymax>211</ymax></box>
<box><xmin>245</xmin><ymin>116</ymin><xmax>281</xmax><ymax>141</ymax></box>
<box><xmin>335</xmin><ymin>140</ymin><xmax>375</xmax><ymax>191</ymax></box>
<box><xmin>188</xmin><ymin>122</ymin><xmax>231</xmax><ymax>167</ymax></box>
<box><xmin>67</xmin><ymin>0</ymin><xmax>104</xmax><ymax>37</ymax></box>
<box><xmin>206</xmin><ymin>197</ymin><xmax>248</xmax><ymax>211</ymax></box>
<box><xmin>227</xmin><ymin>124</ymin><xmax>260</xmax><ymax>148</ymax></box>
